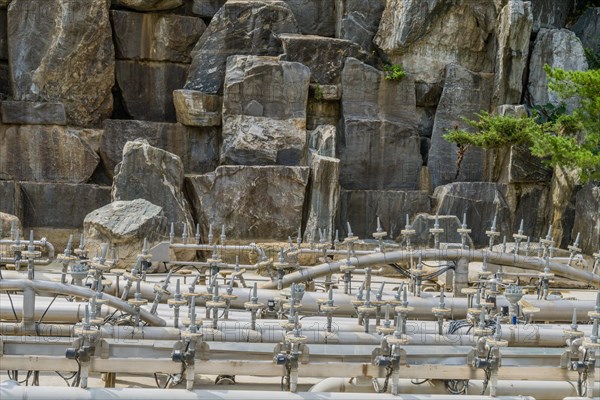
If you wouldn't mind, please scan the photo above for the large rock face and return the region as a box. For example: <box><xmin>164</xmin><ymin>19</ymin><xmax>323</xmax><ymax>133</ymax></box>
<box><xmin>339</xmin><ymin>58</ymin><xmax>421</xmax><ymax>190</ymax></box>
<box><xmin>184</xmin><ymin>0</ymin><xmax>299</xmax><ymax>94</ymax></box>
<box><xmin>100</xmin><ymin>120</ymin><xmax>219</xmax><ymax>178</ymax></box>
<box><xmin>221</xmin><ymin>55</ymin><xmax>310</xmax><ymax>166</ymax></box>
<box><xmin>112</xmin><ymin>140</ymin><xmax>195</xmax><ymax>232</ymax></box>
<box><xmin>0</xmin><ymin>181</ymin><xmax>22</xmax><ymax>221</ymax></box>
<box><xmin>114</xmin><ymin>0</ymin><xmax>182</xmax><ymax>11</ymax></box>
<box><xmin>0</xmin><ymin>125</ymin><xmax>99</xmax><ymax>183</ymax></box>
<box><xmin>527</xmin><ymin>29</ymin><xmax>588</xmax><ymax>109</ymax></box>
<box><xmin>571</xmin><ymin>7</ymin><xmax>600</xmax><ymax>54</ymax></box>
<box><xmin>0</xmin><ymin>101</ymin><xmax>66</xmax><ymax>125</ymax></box>
<box><xmin>428</xmin><ymin>64</ymin><xmax>494</xmax><ymax>188</ymax></box>
<box><xmin>531</xmin><ymin>0</ymin><xmax>574</xmax><ymax>31</ymax></box>
<box><xmin>335</xmin><ymin>0</ymin><xmax>386</xmax><ymax>53</ymax></box>
<box><xmin>185</xmin><ymin>166</ymin><xmax>309</xmax><ymax>241</ymax></box>
<box><xmin>493</xmin><ymin>1</ymin><xmax>533</xmax><ymax>106</ymax></box>
<box><xmin>374</xmin><ymin>0</ymin><xmax>497</xmax><ymax>84</ymax></box>
<box><xmin>8</xmin><ymin>0</ymin><xmax>114</xmax><ymax>127</ymax></box>
<box><xmin>84</xmin><ymin>199</ymin><xmax>169</xmax><ymax>268</ymax></box>
<box><xmin>173</xmin><ymin>90</ymin><xmax>222</xmax><ymax>127</ymax></box>
<box><xmin>572</xmin><ymin>183</ymin><xmax>599</xmax><ymax>256</ymax></box>
<box><xmin>337</xmin><ymin>190</ymin><xmax>431</xmax><ymax>241</ymax></box>
<box><xmin>192</xmin><ymin>0</ymin><xmax>227</xmax><ymax>17</ymax></box>
<box><xmin>111</xmin><ymin>10</ymin><xmax>206</xmax><ymax>63</ymax></box>
<box><xmin>282</xmin><ymin>0</ymin><xmax>334</xmax><ymax>37</ymax></box>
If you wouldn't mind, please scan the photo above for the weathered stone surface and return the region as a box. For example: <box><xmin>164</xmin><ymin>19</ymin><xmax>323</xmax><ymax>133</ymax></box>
<box><xmin>527</xmin><ymin>29</ymin><xmax>588</xmax><ymax>109</ymax></box>
<box><xmin>221</xmin><ymin>55</ymin><xmax>310</xmax><ymax>166</ymax></box>
<box><xmin>111</xmin><ymin>10</ymin><xmax>206</xmax><ymax>63</ymax></box>
<box><xmin>0</xmin><ymin>8</ymin><xmax>6</xmax><ymax>60</ymax></box>
<box><xmin>279</xmin><ymin>34</ymin><xmax>368</xmax><ymax>84</ymax></box>
<box><xmin>0</xmin><ymin>101</ymin><xmax>66</xmax><ymax>125</ymax></box>
<box><xmin>0</xmin><ymin>212</ymin><xmax>21</xmax><ymax>236</ymax></box>
<box><xmin>192</xmin><ymin>0</ymin><xmax>226</xmax><ymax>17</ymax></box>
<box><xmin>307</xmin><ymin>98</ymin><xmax>339</xmax><ymax>130</ymax></box>
<box><xmin>116</xmin><ymin>60</ymin><xmax>188</xmax><ymax>122</ymax></box>
<box><xmin>84</xmin><ymin>199</ymin><xmax>169</xmax><ymax>268</ymax></box>
<box><xmin>185</xmin><ymin>166</ymin><xmax>309</xmax><ymax>241</ymax></box>
<box><xmin>411</xmin><ymin>214</ymin><xmax>472</xmax><ymax>248</ymax></box>
<box><xmin>504</xmin><ymin>183</ymin><xmax>550</xmax><ymax>242</ymax></box>
<box><xmin>173</xmin><ymin>90</ymin><xmax>222</xmax><ymax>127</ymax></box>
<box><xmin>339</xmin><ymin>58</ymin><xmax>421</xmax><ymax>190</ymax></box>
<box><xmin>0</xmin><ymin>125</ymin><xmax>99</xmax><ymax>183</ymax></box>
<box><xmin>20</xmin><ymin>182</ymin><xmax>111</xmax><ymax>228</ymax></box>
<box><xmin>374</xmin><ymin>0</ymin><xmax>497</xmax><ymax>84</ymax></box>
<box><xmin>433</xmin><ymin>182</ymin><xmax>512</xmax><ymax>246</ymax></box>
<box><xmin>303</xmin><ymin>153</ymin><xmax>340</xmax><ymax>243</ymax></box>
<box><xmin>0</xmin><ymin>180</ymin><xmax>21</xmax><ymax>220</ymax></box>
<box><xmin>337</xmin><ymin>190</ymin><xmax>431</xmax><ymax>241</ymax></box>
<box><xmin>310</xmin><ymin>84</ymin><xmax>340</xmax><ymax>101</ymax></box>
<box><xmin>112</xmin><ymin>140</ymin><xmax>195</xmax><ymax>233</ymax></box>
<box><xmin>572</xmin><ymin>183</ymin><xmax>600</xmax><ymax>255</ymax></box>
<box><xmin>115</xmin><ymin>0</ymin><xmax>182</xmax><ymax>11</ymax></box>
<box><xmin>0</xmin><ymin>62</ymin><xmax>9</xmax><ymax>96</ymax></box>
<box><xmin>281</xmin><ymin>0</ymin><xmax>334</xmax><ymax>36</ymax></box>
<box><xmin>493</xmin><ymin>0</ymin><xmax>533</xmax><ymax>106</ymax></box>
<box><xmin>184</xmin><ymin>0</ymin><xmax>299</xmax><ymax>94</ymax></box>
<box><xmin>8</xmin><ymin>0</ymin><xmax>114</xmax><ymax>127</ymax></box>
<box><xmin>308</xmin><ymin>125</ymin><xmax>336</xmax><ymax>158</ymax></box>
<box><xmin>531</xmin><ymin>0</ymin><xmax>574</xmax><ymax>31</ymax></box>
<box><xmin>571</xmin><ymin>7</ymin><xmax>600</xmax><ymax>54</ymax></box>
<box><xmin>428</xmin><ymin>64</ymin><xmax>494</xmax><ymax>188</ymax></box>
<box><xmin>100</xmin><ymin>120</ymin><xmax>219</xmax><ymax>178</ymax></box>
<box><xmin>335</xmin><ymin>0</ymin><xmax>386</xmax><ymax>53</ymax></box>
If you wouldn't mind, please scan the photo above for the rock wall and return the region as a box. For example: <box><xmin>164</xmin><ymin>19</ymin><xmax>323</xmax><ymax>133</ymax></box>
<box><xmin>0</xmin><ymin>0</ymin><xmax>597</xmax><ymax>256</ymax></box>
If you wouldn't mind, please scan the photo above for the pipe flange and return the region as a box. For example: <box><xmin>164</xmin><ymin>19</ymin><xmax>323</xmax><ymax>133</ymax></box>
<box><xmin>351</xmin><ymin>300</ymin><xmax>365</xmax><ymax>307</ymax></box>
<box><xmin>177</xmin><ymin>269</ymin><xmax>193</xmax><ymax>275</ymax></box>
<box><xmin>168</xmin><ymin>299</ymin><xmax>187</xmax><ymax>306</ymax></box>
<box><xmin>89</xmin><ymin>317</ymin><xmax>104</xmax><ymax>325</ymax></box>
<box><xmin>244</xmin><ymin>302</ymin><xmax>264</xmax><ymax>311</ymax></box>
<box><xmin>473</xmin><ymin>328</ymin><xmax>493</xmax><ymax>336</ymax></box>
<box><xmin>430</xmin><ymin>228</ymin><xmax>444</xmax><ymax>234</ymax></box>
<box><xmin>457</xmin><ymin>228</ymin><xmax>471</xmax><ymax>235</ymax></box>
<box><xmin>207</xmin><ymin>258</ymin><xmax>223</xmax><ymax>264</ymax></box>
<box><xmin>57</xmin><ymin>254</ymin><xmax>78</xmax><ymax>262</ymax></box>
<box><xmin>340</xmin><ymin>264</ymin><xmax>356</xmax><ymax>272</ymax></box>
<box><xmin>563</xmin><ymin>329</ymin><xmax>585</xmax><ymax>338</ymax></box>
<box><xmin>74</xmin><ymin>326</ymin><xmax>100</xmax><ymax>337</ymax></box>
<box><xmin>137</xmin><ymin>254</ymin><xmax>152</xmax><ymax>261</ymax></box>
<box><xmin>11</xmin><ymin>244</ymin><xmax>25</xmax><ymax>251</ymax></box>
<box><xmin>357</xmin><ymin>305</ymin><xmax>377</xmax><ymax>315</ymax></box>
<box><xmin>538</xmin><ymin>272</ymin><xmax>555</xmax><ymax>279</ymax></box>
<box><xmin>316</xmin><ymin>298</ymin><xmax>330</xmax><ymax>305</ymax></box>
<box><xmin>320</xmin><ymin>305</ymin><xmax>339</xmax><ymax>313</ymax></box>
<box><xmin>153</xmin><ymin>284</ymin><xmax>171</xmax><ymax>296</ymax></box>
<box><xmin>282</xmin><ymin>303</ymin><xmax>303</xmax><ymax>311</ymax></box>
<box><xmin>181</xmin><ymin>330</ymin><xmax>204</xmax><ymax>339</ymax></box>
<box><xmin>206</xmin><ymin>301</ymin><xmax>226</xmax><ymax>309</ymax></box>
<box><xmin>22</xmin><ymin>250</ymin><xmax>41</xmax><ymax>258</ymax></box>
<box><xmin>480</xmin><ymin>302</ymin><xmax>495</xmax><ymax>309</ymax></box>
<box><xmin>196</xmin><ymin>292</ymin><xmax>214</xmax><ymax>299</ymax></box>
<box><xmin>372</xmin><ymin>231</ymin><xmax>387</xmax><ymax>239</ymax></box>
<box><xmin>110</xmin><ymin>268</ymin><xmax>127</xmax><ymax>276</ymax></box>
<box><xmin>95</xmin><ymin>298</ymin><xmax>109</xmax><ymax>305</ymax></box>
<box><xmin>485</xmin><ymin>230</ymin><xmax>501</xmax><ymax>237</ymax></box>
<box><xmin>280</xmin><ymin>321</ymin><xmax>301</xmax><ymax>330</ymax></box>
<box><xmin>410</xmin><ymin>269</ymin><xmax>425</xmax><ymax>276</ymax></box>
<box><xmin>387</xmin><ymin>335</ymin><xmax>410</xmax><ymax>345</ymax></box>
<box><xmin>73</xmin><ymin>248</ymin><xmax>87</xmax><ymax>256</ymax></box>
<box><xmin>582</xmin><ymin>339</ymin><xmax>600</xmax><ymax>349</ymax></box>
<box><xmin>124</xmin><ymin>272</ymin><xmax>141</xmax><ymax>281</ymax></box>
<box><xmin>513</xmin><ymin>233</ymin><xmax>528</xmax><ymax>241</ymax></box>
<box><xmin>286</xmin><ymin>333</ymin><xmax>308</xmax><ymax>344</ymax></box>
<box><xmin>432</xmin><ymin>307</ymin><xmax>450</xmax><ymax>315</ymax></box>
<box><xmin>587</xmin><ymin>311</ymin><xmax>600</xmax><ymax>318</ymax></box>
<box><xmin>467</xmin><ymin>308</ymin><xmax>483</xmax><ymax>315</ymax></box>
<box><xmin>461</xmin><ymin>288</ymin><xmax>479</xmax><ymax>296</ymax></box>
<box><xmin>232</xmin><ymin>269</ymin><xmax>247</xmax><ymax>277</ymax></box>
<box><xmin>182</xmin><ymin>318</ymin><xmax>203</xmax><ymax>327</ymax></box>
<box><xmin>371</xmin><ymin>300</ymin><xmax>387</xmax><ymax>306</ymax></box>
<box><xmin>89</xmin><ymin>262</ymin><xmax>111</xmax><ymax>271</ymax></box>
<box><xmin>522</xmin><ymin>307</ymin><xmax>540</xmax><ymax>315</ymax></box>
<box><xmin>222</xmin><ymin>294</ymin><xmax>238</xmax><ymax>300</ymax></box>
<box><xmin>128</xmin><ymin>299</ymin><xmax>148</xmax><ymax>306</ymax></box>
<box><xmin>486</xmin><ymin>339</ymin><xmax>509</xmax><ymax>347</ymax></box>
<box><xmin>478</xmin><ymin>271</ymin><xmax>493</xmax><ymax>277</ymax></box>
<box><xmin>376</xmin><ymin>326</ymin><xmax>396</xmax><ymax>335</ymax></box>
<box><xmin>344</xmin><ymin>236</ymin><xmax>358</xmax><ymax>243</ymax></box>
<box><xmin>101</xmin><ymin>279</ymin><xmax>113</xmax><ymax>287</ymax></box>
<box><xmin>394</xmin><ymin>306</ymin><xmax>414</xmax><ymax>313</ymax></box>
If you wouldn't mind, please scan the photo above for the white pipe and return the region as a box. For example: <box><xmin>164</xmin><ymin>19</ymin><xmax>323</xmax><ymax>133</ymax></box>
<box><xmin>0</xmin><ymin>380</ymin><xmax>536</xmax><ymax>400</ymax></box>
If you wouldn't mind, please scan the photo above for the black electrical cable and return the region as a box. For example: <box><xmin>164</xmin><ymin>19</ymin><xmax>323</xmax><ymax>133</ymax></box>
<box><xmin>0</xmin><ymin>269</ymin><xmax>19</xmax><ymax>321</ymax></box>
<box><xmin>35</xmin><ymin>295</ymin><xmax>58</xmax><ymax>336</ymax></box>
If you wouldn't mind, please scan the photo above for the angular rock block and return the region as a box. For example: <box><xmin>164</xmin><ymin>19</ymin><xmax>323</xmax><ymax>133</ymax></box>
<box><xmin>185</xmin><ymin>166</ymin><xmax>309</xmax><ymax>242</ymax></box>
<box><xmin>112</xmin><ymin>140</ymin><xmax>195</xmax><ymax>233</ymax></box>
<box><xmin>337</xmin><ymin>190</ymin><xmax>431</xmax><ymax>241</ymax></box>
<box><xmin>279</xmin><ymin>34</ymin><xmax>367</xmax><ymax>85</ymax></box>
<box><xmin>572</xmin><ymin>183</ymin><xmax>600</xmax><ymax>256</ymax></box>
<box><xmin>84</xmin><ymin>199</ymin><xmax>169</xmax><ymax>268</ymax></box>
<box><xmin>0</xmin><ymin>180</ymin><xmax>21</xmax><ymax>221</ymax></box>
<box><xmin>8</xmin><ymin>0</ymin><xmax>114</xmax><ymax>127</ymax></box>
<box><xmin>0</xmin><ymin>101</ymin><xmax>66</xmax><ymax>125</ymax></box>
<box><xmin>307</xmin><ymin>98</ymin><xmax>339</xmax><ymax>130</ymax></box>
<box><xmin>0</xmin><ymin>125</ymin><xmax>99</xmax><ymax>183</ymax></box>
<box><xmin>0</xmin><ymin>8</ymin><xmax>6</xmax><ymax>60</ymax></box>
<box><xmin>221</xmin><ymin>55</ymin><xmax>310</xmax><ymax>166</ymax></box>
<box><xmin>173</xmin><ymin>90</ymin><xmax>222</xmax><ymax>127</ymax></box>
<box><xmin>114</xmin><ymin>0</ymin><xmax>182</xmax><ymax>11</ymax></box>
<box><xmin>116</xmin><ymin>60</ymin><xmax>188</xmax><ymax>122</ymax></box>
<box><xmin>0</xmin><ymin>211</ymin><xmax>22</xmax><ymax>237</ymax></box>
<box><xmin>335</xmin><ymin>0</ymin><xmax>385</xmax><ymax>53</ymax></box>
<box><xmin>184</xmin><ymin>0</ymin><xmax>299</xmax><ymax>94</ymax></box>
<box><xmin>303</xmin><ymin>153</ymin><xmax>340</xmax><ymax>243</ymax></box>
<box><xmin>111</xmin><ymin>10</ymin><xmax>206</xmax><ymax>63</ymax></box>
<box><xmin>527</xmin><ymin>28</ymin><xmax>588</xmax><ymax>110</ymax></box>
<box><xmin>282</xmin><ymin>0</ymin><xmax>334</xmax><ymax>36</ymax></box>
<box><xmin>20</xmin><ymin>182</ymin><xmax>111</xmax><ymax>228</ymax></box>
<box><xmin>192</xmin><ymin>0</ymin><xmax>227</xmax><ymax>17</ymax></box>
<box><xmin>374</xmin><ymin>0</ymin><xmax>497</xmax><ymax>84</ymax></box>
<box><xmin>572</xmin><ymin>7</ymin><xmax>600</xmax><ymax>54</ymax></box>
<box><xmin>531</xmin><ymin>0</ymin><xmax>574</xmax><ymax>31</ymax></box>
<box><xmin>428</xmin><ymin>64</ymin><xmax>493</xmax><ymax>188</ymax></box>
<box><xmin>339</xmin><ymin>58</ymin><xmax>421</xmax><ymax>190</ymax></box>
<box><xmin>308</xmin><ymin>125</ymin><xmax>336</xmax><ymax>158</ymax></box>
<box><xmin>100</xmin><ymin>120</ymin><xmax>219</xmax><ymax>178</ymax></box>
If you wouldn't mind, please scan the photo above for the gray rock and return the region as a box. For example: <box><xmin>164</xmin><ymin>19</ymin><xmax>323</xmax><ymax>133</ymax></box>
<box><xmin>0</xmin><ymin>211</ymin><xmax>21</xmax><ymax>236</ymax></box>
<box><xmin>337</xmin><ymin>190</ymin><xmax>431</xmax><ymax>241</ymax></box>
<box><xmin>310</xmin><ymin>84</ymin><xmax>340</xmax><ymax>101</ymax></box>
<box><xmin>116</xmin><ymin>60</ymin><xmax>188</xmax><ymax>122</ymax></box>
<box><xmin>339</xmin><ymin>58</ymin><xmax>421</xmax><ymax>190</ymax></box>
<box><xmin>192</xmin><ymin>0</ymin><xmax>226</xmax><ymax>17</ymax></box>
<box><xmin>0</xmin><ymin>8</ymin><xmax>6</xmax><ymax>60</ymax></box>
<box><xmin>8</xmin><ymin>0</ymin><xmax>114</xmax><ymax>127</ymax></box>
<box><xmin>100</xmin><ymin>120</ymin><xmax>219</xmax><ymax>178</ymax></box>
<box><xmin>185</xmin><ymin>165</ymin><xmax>309</xmax><ymax>241</ymax></box>
<box><xmin>411</xmin><ymin>214</ymin><xmax>472</xmax><ymax>248</ymax></box>
<box><xmin>0</xmin><ymin>125</ymin><xmax>99</xmax><ymax>183</ymax></box>
<box><xmin>504</xmin><ymin>183</ymin><xmax>550</xmax><ymax>242</ymax></box>
<box><xmin>571</xmin><ymin>7</ymin><xmax>600</xmax><ymax>54</ymax></box>
<box><xmin>84</xmin><ymin>199</ymin><xmax>169</xmax><ymax>268</ymax></box>
<box><xmin>433</xmin><ymin>182</ymin><xmax>512</xmax><ymax>246</ymax></box>
<box><xmin>374</xmin><ymin>0</ymin><xmax>497</xmax><ymax>85</ymax></box>
<box><xmin>281</xmin><ymin>0</ymin><xmax>334</xmax><ymax>36</ymax></box>
<box><xmin>307</xmin><ymin>98</ymin><xmax>340</xmax><ymax>130</ymax></box>
<box><xmin>531</xmin><ymin>0</ymin><xmax>574</xmax><ymax>31</ymax></box>
<box><xmin>0</xmin><ymin>180</ymin><xmax>22</xmax><ymax>223</ymax></box>
<box><xmin>184</xmin><ymin>0</ymin><xmax>299</xmax><ymax>94</ymax></box>
<box><xmin>111</xmin><ymin>11</ymin><xmax>206</xmax><ymax>63</ymax></box>
<box><xmin>303</xmin><ymin>153</ymin><xmax>340</xmax><ymax>243</ymax></box>
<box><xmin>115</xmin><ymin>0</ymin><xmax>182</xmax><ymax>11</ymax></box>
<box><xmin>112</xmin><ymin>140</ymin><xmax>195</xmax><ymax>233</ymax></box>
<box><xmin>527</xmin><ymin>29</ymin><xmax>588</xmax><ymax>109</ymax></box>
<box><xmin>0</xmin><ymin>101</ymin><xmax>66</xmax><ymax>125</ymax></box>
<box><xmin>279</xmin><ymin>34</ymin><xmax>368</xmax><ymax>84</ymax></box>
<box><xmin>493</xmin><ymin>1</ymin><xmax>533</xmax><ymax>106</ymax></box>
<box><xmin>308</xmin><ymin>125</ymin><xmax>336</xmax><ymax>158</ymax></box>
<box><xmin>221</xmin><ymin>55</ymin><xmax>310</xmax><ymax>166</ymax></box>
<box><xmin>572</xmin><ymin>183</ymin><xmax>600</xmax><ymax>256</ymax></box>
<box><xmin>414</xmin><ymin>82</ymin><xmax>443</xmax><ymax>108</ymax></box>
<box><xmin>173</xmin><ymin>90</ymin><xmax>222</xmax><ymax>127</ymax></box>
<box><xmin>0</xmin><ymin>63</ymin><xmax>9</xmax><ymax>96</ymax></box>
<box><xmin>20</xmin><ymin>182</ymin><xmax>111</xmax><ymax>228</ymax></box>
<box><xmin>335</xmin><ymin>0</ymin><xmax>386</xmax><ymax>53</ymax></box>
<box><xmin>428</xmin><ymin>64</ymin><xmax>494</xmax><ymax>188</ymax></box>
